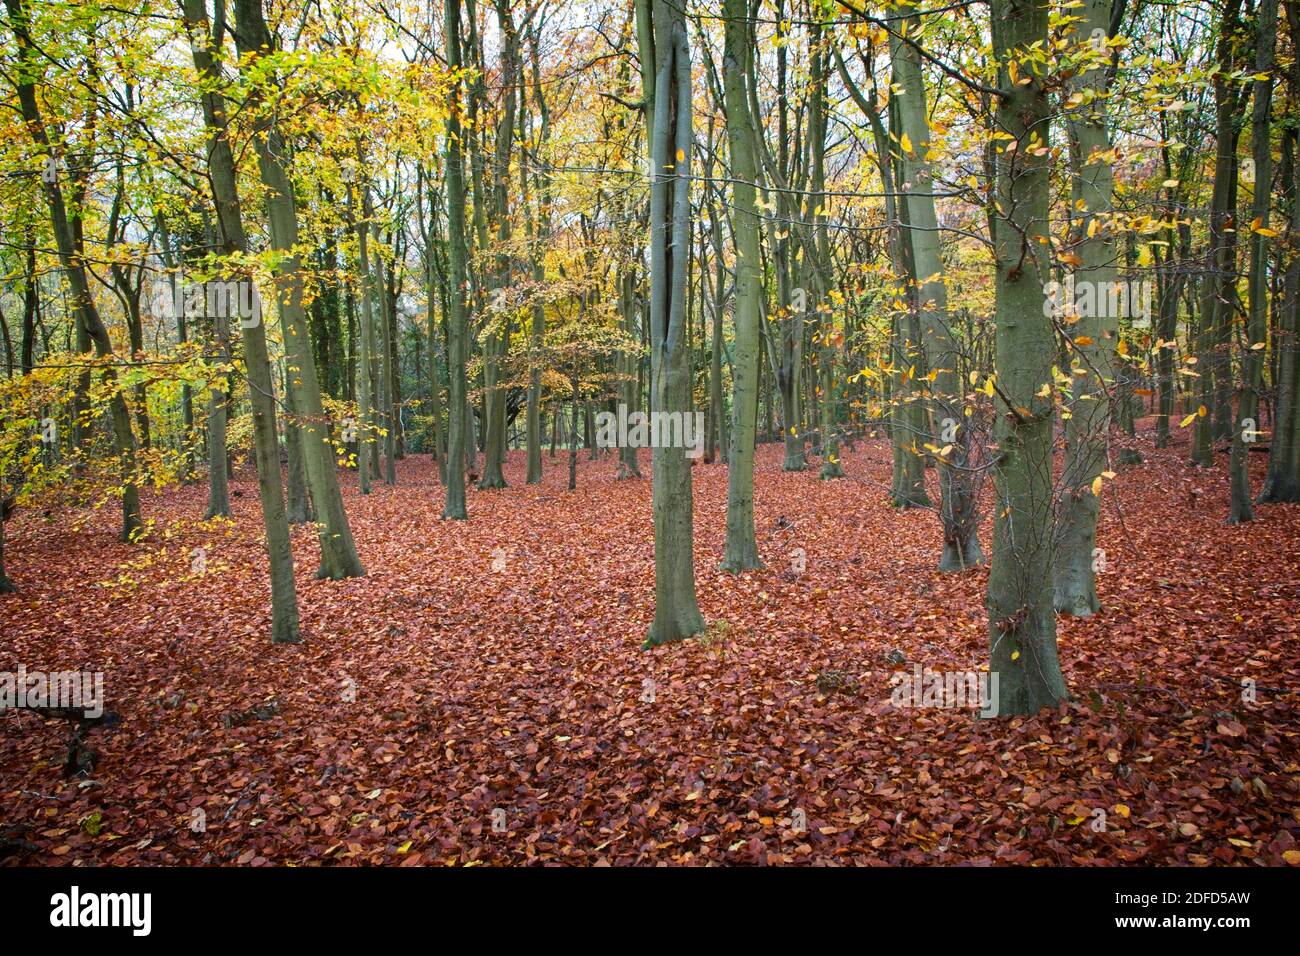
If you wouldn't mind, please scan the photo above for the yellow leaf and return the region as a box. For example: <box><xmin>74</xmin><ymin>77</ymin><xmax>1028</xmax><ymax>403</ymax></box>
<box><xmin>396</xmin><ymin>840</ymin><xmax>413</xmax><ymax>854</ymax></box>
<box><xmin>1114</xmin><ymin>804</ymin><xmax>1131</xmax><ymax>818</ymax></box>
<box><xmin>900</xmin><ymin>132</ymin><xmax>913</xmax><ymax>154</ymax></box>
<box><xmin>1091</xmin><ymin>475</ymin><xmax>1103</xmax><ymax>496</ymax></box>
<box><xmin>1179</xmin><ymin>412</ymin><xmax>1198</xmax><ymax>427</ymax></box>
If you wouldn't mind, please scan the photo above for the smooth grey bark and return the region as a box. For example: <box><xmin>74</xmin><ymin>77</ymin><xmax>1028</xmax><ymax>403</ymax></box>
<box><xmin>707</xmin><ymin>195</ymin><xmax>729</xmax><ymax>466</ymax></box>
<box><xmin>987</xmin><ymin>0</ymin><xmax>1068</xmax><ymax>715</ymax></box>
<box><xmin>442</xmin><ymin>0</ymin><xmax>470</xmax><ymax>518</ymax></box>
<box><xmin>283</xmin><ymin>358</ymin><xmax>314</xmax><ymax>524</ymax></box>
<box><xmin>204</xmin><ymin>313</ymin><xmax>231</xmax><ymax>520</ymax></box>
<box><xmin>418</xmin><ymin>170</ymin><xmax>448</xmax><ymax>484</ymax></box>
<box><xmin>370</xmin><ymin>212</ymin><xmax>397</xmax><ymax>485</ymax></box>
<box><xmin>639</xmin><ymin>0</ymin><xmax>705</xmax><ymax>646</ymax></box>
<box><xmin>617</xmin><ymin>271</ymin><xmax>643</xmax><ymax>478</ymax></box>
<box><xmin>568</xmin><ymin>380</ymin><xmax>579</xmax><ymax>490</ymax></box>
<box><xmin>836</xmin><ymin>46</ymin><xmax>927</xmax><ymax>507</ymax></box>
<box><xmin>353</xmin><ymin>185</ymin><xmax>375</xmax><ymax>496</ymax></box>
<box><xmin>524</xmin><ymin>29</ymin><xmax>550</xmax><ymax>485</ymax></box>
<box><xmin>889</xmin><ymin>10</ymin><xmax>981</xmax><ymax>565</ymax></box>
<box><xmin>478</xmin><ymin>0</ymin><xmax>519</xmax><ymax>490</ymax></box>
<box><xmin>1053</xmin><ymin>0</ymin><xmax>1119</xmax><ymax>613</ymax></box>
<box><xmin>720</xmin><ymin>0</ymin><xmax>762</xmax><ymax>572</ymax></box>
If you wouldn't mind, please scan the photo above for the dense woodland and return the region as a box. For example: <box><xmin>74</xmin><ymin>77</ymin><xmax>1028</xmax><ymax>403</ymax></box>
<box><xmin>0</xmin><ymin>0</ymin><xmax>1298</xmax><ymax>867</ymax></box>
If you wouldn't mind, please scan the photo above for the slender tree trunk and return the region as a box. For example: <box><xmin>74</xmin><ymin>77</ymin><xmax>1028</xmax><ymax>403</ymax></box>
<box><xmin>720</xmin><ymin>0</ymin><xmax>762</xmax><ymax>571</ymax></box>
<box><xmin>0</xmin><ymin>499</ymin><xmax>13</xmax><ymax>594</ymax></box>
<box><xmin>442</xmin><ymin>0</ymin><xmax>470</xmax><ymax>518</ymax></box>
<box><xmin>1194</xmin><ymin>0</ymin><xmax>1245</xmax><ymax>466</ymax></box>
<box><xmin>182</xmin><ymin>0</ymin><xmax>299</xmax><ymax>642</ymax></box>
<box><xmin>890</xmin><ymin>9</ymin><xmax>980</xmax><ymax>564</ymax></box>
<box><xmin>986</xmin><ymin>0</ymin><xmax>1068</xmax><ymax>715</ymax></box>
<box><xmin>639</xmin><ymin>0</ymin><xmax>705</xmax><ymax>646</ymax></box>
<box><xmin>204</xmin><ymin>311</ymin><xmax>231</xmax><ymax>519</ymax></box>
<box><xmin>708</xmin><ymin>197</ymin><xmax>728</xmax><ymax>466</ymax></box>
<box><xmin>1262</xmin><ymin>4</ymin><xmax>1300</xmax><ymax>501</ymax></box>
<box><xmin>353</xmin><ymin>186</ymin><xmax>375</xmax><ymax>496</ymax></box>
<box><xmin>283</xmin><ymin>357</ymin><xmax>314</xmax><ymax>523</ymax></box>
<box><xmin>371</xmin><ymin>217</ymin><xmax>397</xmax><ymax>485</ymax></box>
<box><xmin>1230</xmin><ymin>0</ymin><xmax>1277</xmax><ymax>521</ymax></box>
<box><xmin>1054</xmin><ymin>0</ymin><xmax>1119</xmax><ymax>612</ymax></box>
<box><xmin>234</xmin><ymin>0</ymin><xmax>364</xmax><ymax>580</ymax></box>
<box><xmin>618</xmin><ymin>272</ymin><xmax>643</xmax><ymax>478</ymax></box>
<box><xmin>568</xmin><ymin>381</ymin><xmax>579</xmax><ymax>491</ymax></box>
<box><xmin>6</xmin><ymin>0</ymin><xmax>142</xmax><ymax>542</ymax></box>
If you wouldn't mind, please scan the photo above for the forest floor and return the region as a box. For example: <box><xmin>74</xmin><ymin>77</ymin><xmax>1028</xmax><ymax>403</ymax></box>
<box><xmin>2</xmin><ymin>419</ymin><xmax>1298</xmax><ymax>865</ymax></box>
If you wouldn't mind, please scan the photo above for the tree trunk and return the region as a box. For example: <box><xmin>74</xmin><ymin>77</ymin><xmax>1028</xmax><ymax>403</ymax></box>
<box><xmin>986</xmin><ymin>0</ymin><xmax>1068</xmax><ymax>715</ymax></box>
<box><xmin>890</xmin><ymin>8</ymin><xmax>980</xmax><ymax>564</ymax></box>
<box><xmin>1230</xmin><ymin>0</ymin><xmax>1277</xmax><ymax>521</ymax></box>
<box><xmin>720</xmin><ymin>0</ymin><xmax>762</xmax><ymax>571</ymax></box>
<box><xmin>1053</xmin><ymin>0</ymin><xmax>1119</xmax><ymax>612</ymax></box>
<box><xmin>371</xmin><ymin>216</ymin><xmax>397</xmax><ymax>485</ymax></box>
<box><xmin>1262</xmin><ymin>4</ymin><xmax>1300</xmax><ymax>501</ymax></box>
<box><xmin>6</xmin><ymin>0</ymin><xmax>142</xmax><ymax>542</ymax></box>
<box><xmin>639</xmin><ymin>0</ymin><xmax>705</xmax><ymax>646</ymax></box>
<box><xmin>1194</xmin><ymin>0</ymin><xmax>1245</xmax><ymax>466</ymax></box>
<box><xmin>182</xmin><ymin>0</ymin><xmax>299</xmax><ymax>642</ymax></box>
<box><xmin>283</xmin><ymin>357</ymin><xmax>314</xmax><ymax>523</ymax></box>
<box><xmin>234</xmin><ymin>0</ymin><xmax>364</xmax><ymax>580</ymax></box>
<box><xmin>443</xmin><ymin>0</ymin><xmax>470</xmax><ymax>519</ymax></box>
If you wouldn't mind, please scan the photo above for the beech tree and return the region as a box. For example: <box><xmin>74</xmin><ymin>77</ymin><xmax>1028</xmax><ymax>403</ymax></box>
<box><xmin>637</xmin><ymin>0</ymin><xmax>704</xmax><ymax>646</ymax></box>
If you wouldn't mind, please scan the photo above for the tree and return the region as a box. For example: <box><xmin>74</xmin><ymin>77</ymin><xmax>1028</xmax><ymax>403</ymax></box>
<box><xmin>233</xmin><ymin>0</ymin><xmax>365</xmax><ymax>580</ymax></box>
<box><xmin>1229</xmin><ymin>0</ymin><xmax>1278</xmax><ymax>522</ymax></box>
<box><xmin>5</xmin><ymin>0</ymin><xmax>142</xmax><ymax>543</ymax></box>
<box><xmin>637</xmin><ymin>0</ymin><xmax>704</xmax><ymax>646</ymax></box>
<box><xmin>890</xmin><ymin>5</ymin><xmax>983</xmax><ymax>569</ymax></box>
<box><xmin>986</xmin><ymin>0</ymin><xmax>1068</xmax><ymax>715</ymax></box>
<box><xmin>720</xmin><ymin>0</ymin><xmax>762</xmax><ymax>573</ymax></box>
<box><xmin>443</xmin><ymin>0</ymin><xmax>471</xmax><ymax>520</ymax></box>
<box><xmin>180</xmin><ymin>0</ymin><xmax>300</xmax><ymax>643</ymax></box>
<box><xmin>1261</xmin><ymin>1</ymin><xmax>1300</xmax><ymax>502</ymax></box>
<box><xmin>1053</xmin><ymin>0</ymin><xmax>1121</xmax><ymax>613</ymax></box>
